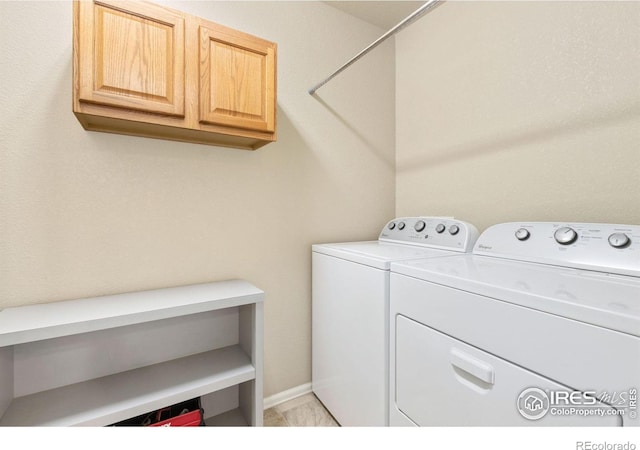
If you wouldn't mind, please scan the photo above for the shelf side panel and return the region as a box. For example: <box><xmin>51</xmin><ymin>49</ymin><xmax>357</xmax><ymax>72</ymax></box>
<box><xmin>239</xmin><ymin>302</ymin><xmax>263</xmax><ymax>426</ymax></box>
<box><xmin>0</xmin><ymin>347</ymin><xmax>13</xmax><ymax>420</ymax></box>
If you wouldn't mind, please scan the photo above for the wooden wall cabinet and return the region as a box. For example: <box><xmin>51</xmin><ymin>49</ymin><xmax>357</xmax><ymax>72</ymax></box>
<box><xmin>73</xmin><ymin>0</ymin><xmax>277</xmax><ymax>150</ymax></box>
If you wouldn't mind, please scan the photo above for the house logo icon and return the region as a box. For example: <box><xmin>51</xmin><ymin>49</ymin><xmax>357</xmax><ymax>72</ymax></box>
<box><xmin>525</xmin><ymin>395</ymin><xmax>544</xmax><ymax>411</ymax></box>
<box><xmin>517</xmin><ymin>387</ymin><xmax>550</xmax><ymax>420</ymax></box>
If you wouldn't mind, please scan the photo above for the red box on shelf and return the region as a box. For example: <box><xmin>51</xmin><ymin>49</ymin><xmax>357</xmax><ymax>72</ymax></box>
<box><xmin>111</xmin><ymin>397</ymin><xmax>205</xmax><ymax>427</ymax></box>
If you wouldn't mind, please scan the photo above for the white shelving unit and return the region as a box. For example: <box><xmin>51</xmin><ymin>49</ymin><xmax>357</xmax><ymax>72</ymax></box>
<box><xmin>0</xmin><ymin>280</ymin><xmax>264</xmax><ymax>427</ymax></box>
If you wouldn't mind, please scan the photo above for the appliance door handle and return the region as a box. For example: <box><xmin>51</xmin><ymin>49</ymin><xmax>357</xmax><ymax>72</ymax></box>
<box><xmin>449</xmin><ymin>348</ymin><xmax>495</xmax><ymax>385</ymax></box>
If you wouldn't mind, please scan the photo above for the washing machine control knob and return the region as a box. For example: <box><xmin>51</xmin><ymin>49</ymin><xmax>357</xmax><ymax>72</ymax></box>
<box><xmin>436</xmin><ymin>224</ymin><xmax>446</xmax><ymax>234</ymax></box>
<box><xmin>608</xmin><ymin>233</ymin><xmax>631</xmax><ymax>249</ymax></box>
<box><xmin>515</xmin><ymin>228</ymin><xmax>530</xmax><ymax>241</ymax></box>
<box><xmin>388</xmin><ymin>222</ymin><xmax>396</xmax><ymax>230</ymax></box>
<box><xmin>398</xmin><ymin>222</ymin><xmax>406</xmax><ymax>231</ymax></box>
<box><xmin>554</xmin><ymin>227</ymin><xmax>578</xmax><ymax>245</ymax></box>
<box><xmin>449</xmin><ymin>225</ymin><xmax>460</xmax><ymax>235</ymax></box>
<box><xmin>414</xmin><ymin>220</ymin><xmax>426</xmax><ymax>232</ymax></box>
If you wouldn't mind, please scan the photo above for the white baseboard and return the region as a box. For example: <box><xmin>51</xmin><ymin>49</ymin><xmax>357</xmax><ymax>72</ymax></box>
<box><xmin>263</xmin><ymin>383</ymin><xmax>312</xmax><ymax>410</ymax></box>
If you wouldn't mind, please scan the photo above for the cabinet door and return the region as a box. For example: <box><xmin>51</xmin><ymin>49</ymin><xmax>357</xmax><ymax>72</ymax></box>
<box><xmin>75</xmin><ymin>0</ymin><xmax>185</xmax><ymax>117</ymax></box>
<box><xmin>395</xmin><ymin>315</ymin><xmax>621</xmax><ymax>426</ymax></box>
<box><xmin>199</xmin><ymin>23</ymin><xmax>276</xmax><ymax>133</ymax></box>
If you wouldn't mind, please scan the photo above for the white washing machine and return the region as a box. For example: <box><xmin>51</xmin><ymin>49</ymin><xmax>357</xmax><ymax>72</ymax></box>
<box><xmin>312</xmin><ymin>217</ymin><xmax>479</xmax><ymax>426</ymax></box>
<box><xmin>390</xmin><ymin>222</ymin><xmax>640</xmax><ymax>426</ymax></box>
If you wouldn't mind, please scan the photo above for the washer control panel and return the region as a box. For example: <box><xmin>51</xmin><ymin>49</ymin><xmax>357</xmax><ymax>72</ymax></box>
<box><xmin>474</xmin><ymin>222</ymin><xmax>640</xmax><ymax>277</ymax></box>
<box><xmin>379</xmin><ymin>217</ymin><xmax>479</xmax><ymax>252</ymax></box>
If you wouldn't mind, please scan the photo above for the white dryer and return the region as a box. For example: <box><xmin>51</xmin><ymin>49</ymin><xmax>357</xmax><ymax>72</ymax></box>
<box><xmin>390</xmin><ymin>222</ymin><xmax>640</xmax><ymax>426</ymax></box>
<box><xmin>312</xmin><ymin>217</ymin><xmax>479</xmax><ymax>426</ymax></box>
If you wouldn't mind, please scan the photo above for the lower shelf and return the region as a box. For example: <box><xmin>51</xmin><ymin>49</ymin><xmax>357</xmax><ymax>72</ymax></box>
<box><xmin>0</xmin><ymin>345</ymin><xmax>254</xmax><ymax>427</ymax></box>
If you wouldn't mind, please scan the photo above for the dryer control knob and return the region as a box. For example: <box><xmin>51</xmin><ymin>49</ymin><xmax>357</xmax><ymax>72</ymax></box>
<box><xmin>436</xmin><ymin>224</ymin><xmax>446</xmax><ymax>234</ymax></box>
<box><xmin>398</xmin><ymin>222</ymin><xmax>406</xmax><ymax>230</ymax></box>
<box><xmin>608</xmin><ymin>233</ymin><xmax>630</xmax><ymax>249</ymax></box>
<box><xmin>388</xmin><ymin>222</ymin><xmax>396</xmax><ymax>230</ymax></box>
<box><xmin>515</xmin><ymin>228</ymin><xmax>530</xmax><ymax>241</ymax></box>
<box><xmin>554</xmin><ymin>227</ymin><xmax>578</xmax><ymax>245</ymax></box>
<box><xmin>415</xmin><ymin>220</ymin><xmax>426</xmax><ymax>232</ymax></box>
<box><xmin>449</xmin><ymin>225</ymin><xmax>460</xmax><ymax>235</ymax></box>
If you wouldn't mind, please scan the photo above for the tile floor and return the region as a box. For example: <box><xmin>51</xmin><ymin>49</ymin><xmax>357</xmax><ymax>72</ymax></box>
<box><xmin>264</xmin><ymin>393</ymin><xmax>339</xmax><ymax>427</ymax></box>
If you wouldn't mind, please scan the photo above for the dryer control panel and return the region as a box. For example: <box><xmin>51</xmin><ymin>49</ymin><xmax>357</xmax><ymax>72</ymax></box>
<box><xmin>474</xmin><ymin>222</ymin><xmax>640</xmax><ymax>277</ymax></box>
<box><xmin>379</xmin><ymin>217</ymin><xmax>479</xmax><ymax>252</ymax></box>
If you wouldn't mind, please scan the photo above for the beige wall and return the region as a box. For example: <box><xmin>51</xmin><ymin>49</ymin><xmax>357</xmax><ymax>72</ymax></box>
<box><xmin>396</xmin><ymin>1</ymin><xmax>640</xmax><ymax>230</ymax></box>
<box><xmin>0</xmin><ymin>1</ymin><xmax>395</xmax><ymax>397</ymax></box>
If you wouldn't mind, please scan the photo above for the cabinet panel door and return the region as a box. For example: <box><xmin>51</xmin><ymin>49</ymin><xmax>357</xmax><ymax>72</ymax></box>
<box><xmin>76</xmin><ymin>0</ymin><xmax>185</xmax><ymax>117</ymax></box>
<box><xmin>199</xmin><ymin>24</ymin><xmax>276</xmax><ymax>132</ymax></box>
<box><xmin>395</xmin><ymin>315</ymin><xmax>621</xmax><ymax>426</ymax></box>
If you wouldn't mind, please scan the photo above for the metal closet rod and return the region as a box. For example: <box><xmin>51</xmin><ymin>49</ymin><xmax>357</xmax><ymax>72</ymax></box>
<box><xmin>308</xmin><ymin>0</ymin><xmax>442</xmax><ymax>95</ymax></box>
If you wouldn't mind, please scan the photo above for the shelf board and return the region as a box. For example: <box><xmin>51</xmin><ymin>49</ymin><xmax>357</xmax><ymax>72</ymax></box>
<box><xmin>0</xmin><ymin>280</ymin><xmax>263</xmax><ymax>346</ymax></box>
<box><xmin>0</xmin><ymin>345</ymin><xmax>255</xmax><ymax>427</ymax></box>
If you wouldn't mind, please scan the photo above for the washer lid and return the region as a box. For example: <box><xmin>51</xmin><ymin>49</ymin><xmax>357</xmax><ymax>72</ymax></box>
<box><xmin>391</xmin><ymin>255</ymin><xmax>640</xmax><ymax>337</ymax></box>
<box><xmin>312</xmin><ymin>241</ymin><xmax>457</xmax><ymax>270</ymax></box>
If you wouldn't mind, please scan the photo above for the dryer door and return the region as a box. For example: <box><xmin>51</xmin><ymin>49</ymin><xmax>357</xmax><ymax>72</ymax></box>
<box><xmin>395</xmin><ymin>315</ymin><xmax>621</xmax><ymax>426</ymax></box>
